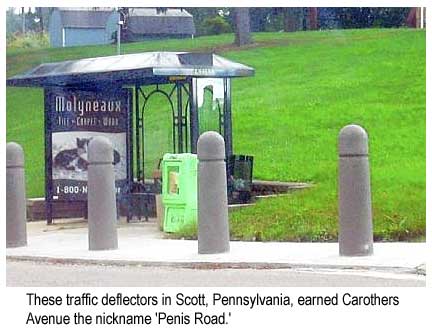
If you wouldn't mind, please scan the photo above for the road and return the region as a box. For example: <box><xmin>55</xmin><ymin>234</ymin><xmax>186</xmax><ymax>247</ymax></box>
<box><xmin>6</xmin><ymin>260</ymin><xmax>425</xmax><ymax>287</ymax></box>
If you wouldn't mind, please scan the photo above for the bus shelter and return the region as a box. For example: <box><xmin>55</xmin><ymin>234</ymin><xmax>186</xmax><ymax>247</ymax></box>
<box><xmin>7</xmin><ymin>52</ymin><xmax>254</xmax><ymax>224</ymax></box>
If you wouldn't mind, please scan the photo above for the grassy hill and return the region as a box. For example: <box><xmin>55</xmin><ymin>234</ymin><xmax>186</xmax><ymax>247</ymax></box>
<box><xmin>6</xmin><ymin>29</ymin><xmax>426</xmax><ymax>241</ymax></box>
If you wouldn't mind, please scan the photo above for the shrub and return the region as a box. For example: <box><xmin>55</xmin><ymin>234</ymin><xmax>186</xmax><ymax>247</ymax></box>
<box><xmin>7</xmin><ymin>32</ymin><xmax>49</xmax><ymax>49</ymax></box>
<box><xmin>336</xmin><ymin>8</ymin><xmax>411</xmax><ymax>29</ymax></box>
<box><xmin>202</xmin><ymin>15</ymin><xmax>232</xmax><ymax>35</ymax></box>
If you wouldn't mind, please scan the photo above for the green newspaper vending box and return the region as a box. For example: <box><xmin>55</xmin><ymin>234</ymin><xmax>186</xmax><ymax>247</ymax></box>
<box><xmin>161</xmin><ymin>153</ymin><xmax>198</xmax><ymax>232</ymax></box>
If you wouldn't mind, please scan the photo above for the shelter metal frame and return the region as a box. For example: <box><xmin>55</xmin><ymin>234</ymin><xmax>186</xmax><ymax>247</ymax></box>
<box><xmin>133</xmin><ymin>78</ymin><xmax>233</xmax><ymax>187</ymax></box>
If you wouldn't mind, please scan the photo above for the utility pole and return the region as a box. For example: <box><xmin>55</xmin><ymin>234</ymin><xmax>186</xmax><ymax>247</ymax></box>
<box><xmin>117</xmin><ymin>10</ymin><xmax>124</xmax><ymax>55</ymax></box>
<box><xmin>21</xmin><ymin>7</ymin><xmax>25</xmax><ymax>34</ymax></box>
<box><xmin>117</xmin><ymin>22</ymin><xmax>121</xmax><ymax>55</ymax></box>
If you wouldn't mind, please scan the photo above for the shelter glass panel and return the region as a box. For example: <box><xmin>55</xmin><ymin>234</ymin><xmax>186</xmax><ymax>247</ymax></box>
<box><xmin>140</xmin><ymin>86</ymin><xmax>175</xmax><ymax>180</ymax></box>
<box><xmin>197</xmin><ymin>78</ymin><xmax>224</xmax><ymax>136</ymax></box>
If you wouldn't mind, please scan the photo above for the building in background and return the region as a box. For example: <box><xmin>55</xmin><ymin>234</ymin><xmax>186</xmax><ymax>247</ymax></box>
<box><xmin>124</xmin><ymin>8</ymin><xmax>196</xmax><ymax>41</ymax></box>
<box><xmin>49</xmin><ymin>8</ymin><xmax>119</xmax><ymax>47</ymax></box>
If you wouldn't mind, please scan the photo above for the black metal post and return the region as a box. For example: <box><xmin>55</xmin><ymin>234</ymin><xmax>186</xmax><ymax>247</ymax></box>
<box><xmin>44</xmin><ymin>89</ymin><xmax>53</xmax><ymax>225</ymax></box>
<box><xmin>134</xmin><ymin>85</ymin><xmax>141</xmax><ymax>182</ymax></box>
<box><xmin>127</xmin><ymin>88</ymin><xmax>133</xmax><ymax>184</ymax></box>
<box><xmin>183</xmin><ymin>87</ymin><xmax>189</xmax><ymax>152</ymax></box>
<box><xmin>141</xmin><ymin>106</ymin><xmax>145</xmax><ymax>182</ymax></box>
<box><xmin>218</xmin><ymin>102</ymin><xmax>224</xmax><ymax>135</ymax></box>
<box><xmin>223</xmin><ymin>78</ymin><xmax>233</xmax><ymax>158</ymax></box>
<box><xmin>176</xmin><ymin>82</ymin><xmax>183</xmax><ymax>153</ymax></box>
<box><xmin>189</xmin><ymin>78</ymin><xmax>199</xmax><ymax>153</ymax></box>
<box><xmin>126</xmin><ymin>88</ymin><xmax>134</xmax><ymax>222</ymax></box>
<box><xmin>182</xmin><ymin>83</ymin><xmax>191</xmax><ymax>152</ymax></box>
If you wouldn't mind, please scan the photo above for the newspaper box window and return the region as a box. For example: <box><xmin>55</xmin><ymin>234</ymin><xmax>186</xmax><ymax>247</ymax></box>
<box><xmin>6</xmin><ymin>52</ymin><xmax>254</xmax><ymax>224</ymax></box>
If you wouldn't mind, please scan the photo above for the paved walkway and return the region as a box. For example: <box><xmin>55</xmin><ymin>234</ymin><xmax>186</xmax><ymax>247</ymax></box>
<box><xmin>6</xmin><ymin>220</ymin><xmax>426</xmax><ymax>276</ymax></box>
<box><xmin>7</xmin><ymin>260</ymin><xmax>424</xmax><ymax>287</ymax></box>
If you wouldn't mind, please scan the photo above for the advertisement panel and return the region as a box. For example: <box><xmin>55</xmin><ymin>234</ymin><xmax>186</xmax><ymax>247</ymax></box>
<box><xmin>45</xmin><ymin>87</ymin><xmax>131</xmax><ymax>201</ymax></box>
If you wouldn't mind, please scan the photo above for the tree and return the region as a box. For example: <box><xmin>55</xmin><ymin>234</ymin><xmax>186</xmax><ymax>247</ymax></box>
<box><xmin>233</xmin><ymin>8</ymin><xmax>252</xmax><ymax>46</ymax></box>
<box><xmin>406</xmin><ymin>8</ymin><xmax>419</xmax><ymax>28</ymax></box>
<box><xmin>249</xmin><ymin>8</ymin><xmax>274</xmax><ymax>32</ymax></box>
<box><xmin>6</xmin><ymin>8</ymin><xmax>22</xmax><ymax>37</ymax></box>
<box><xmin>308</xmin><ymin>8</ymin><xmax>318</xmax><ymax>30</ymax></box>
<box><xmin>282</xmin><ymin>7</ymin><xmax>303</xmax><ymax>32</ymax></box>
<box><xmin>202</xmin><ymin>15</ymin><xmax>232</xmax><ymax>35</ymax></box>
<box><xmin>34</xmin><ymin>7</ymin><xmax>53</xmax><ymax>32</ymax></box>
<box><xmin>185</xmin><ymin>8</ymin><xmax>221</xmax><ymax>36</ymax></box>
<box><xmin>336</xmin><ymin>7</ymin><xmax>410</xmax><ymax>29</ymax></box>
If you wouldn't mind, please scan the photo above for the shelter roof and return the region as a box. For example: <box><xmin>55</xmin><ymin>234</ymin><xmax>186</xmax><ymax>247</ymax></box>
<box><xmin>6</xmin><ymin>52</ymin><xmax>254</xmax><ymax>88</ymax></box>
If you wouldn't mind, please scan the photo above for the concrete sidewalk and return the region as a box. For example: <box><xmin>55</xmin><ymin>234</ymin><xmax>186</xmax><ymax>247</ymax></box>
<box><xmin>6</xmin><ymin>220</ymin><xmax>426</xmax><ymax>275</ymax></box>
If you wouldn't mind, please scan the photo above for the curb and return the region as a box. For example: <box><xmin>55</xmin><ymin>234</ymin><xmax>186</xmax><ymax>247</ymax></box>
<box><xmin>7</xmin><ymin>255</ymin><xmax>426</xmax><ymax>276</ymax></box>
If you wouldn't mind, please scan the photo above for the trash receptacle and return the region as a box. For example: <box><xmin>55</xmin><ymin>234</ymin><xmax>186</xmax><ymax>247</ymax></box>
<box><xmin>228</xmin><ymin>154</ymin><xmax>254</xmax><ymax>204</ymax></box>
<box><xmin>161</xmin><ymin>153</ymin><xmax>198</xmax><ymax>232</ymax></box>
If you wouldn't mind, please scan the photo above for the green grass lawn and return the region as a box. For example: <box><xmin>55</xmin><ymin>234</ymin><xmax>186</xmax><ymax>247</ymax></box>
<box><xmin>6</xmin><ymin>29</ymin><xmax>425</xmax><ymax>241</ymax></box>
